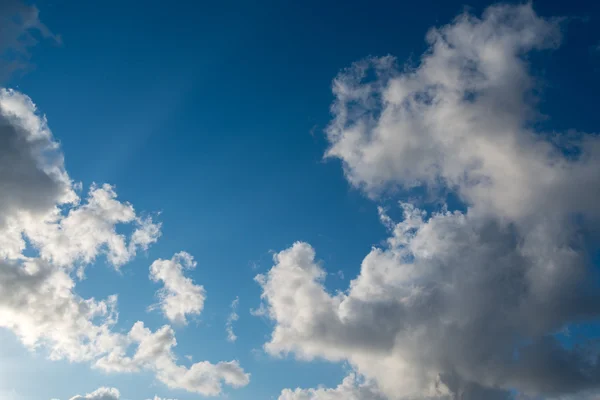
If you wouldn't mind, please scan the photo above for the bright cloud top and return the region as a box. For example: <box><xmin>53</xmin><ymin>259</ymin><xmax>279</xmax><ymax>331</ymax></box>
<box><xmin>0</xmin><ymin>88</ymin><xmax>248</xmax><ymax>395</ymax></box>
<box><xmin>149</xmin><ymin>252</ymin><xmax>206</xmax><ymax>324</ymax></box>
<box><xmin>258</xmin><ymin>3</ymin><xmax>600</xmax><ymax>400</ymax></box>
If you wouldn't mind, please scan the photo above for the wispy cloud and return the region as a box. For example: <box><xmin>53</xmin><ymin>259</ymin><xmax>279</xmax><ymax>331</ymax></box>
<box><xmin>226</xmin><ymin>296</ymin><xmax>240</xmax><ymax>342</ymax></box>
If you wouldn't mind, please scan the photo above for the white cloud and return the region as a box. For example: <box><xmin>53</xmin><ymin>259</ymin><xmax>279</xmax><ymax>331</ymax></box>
<box><xmin>0</xmin><ymin>90</ymin><xmax>160</xmax><ymax>270</ymax></box>
<box><xmin>325</xmin><ymin>3</ymin><xmax>600</xmax><ymax>223</ymax></box>
<box><xmin>258</xmin><ymin>207</ymin><xmax>599</xmax><ymax>399</ymax></box>
<box><xmin>259</xmin><ymin>3</ymin><xmax>600</xmax><ymax>400</ymax></box>
<box><xmin>278</xmin><ymin>374</ymin><xmax>385</xmax><ymax>400</ymax></box>
<box><xmin>0</xmin><ymin>88</ymin><xmax>76</xmax><ymax>255</ymax></box>
<box><xmin>0</xmin><ymin>89</ymin><xmax>248</xmax><ymax>396</ymax></box>
<box><xmin>24</xmin><ymin>183</ymin><xmax>161</xmax><ymax>271</ymax></box>
<box><xmin>226</xmin><ymin>296</ymin><xmax>239</xmax><ymax>342</ymax></box>
<box><xmin>149</xmin><ymin>252</ymin><xmax>205</xmax><ymax>325</ymax></box>
<box><xmin>94</xmin><ymin>321</ymin><xmax>250</xmax><ymax>395</ymax></box>
<box><xmin>69</xmin><ymin>387</ymin><xmax>120</xmax><ymax>400</ymax></box>
<box><xmin>0</xmin><ymin>89</ymin><xmax>124</xmax><ymax>362</ymax></box>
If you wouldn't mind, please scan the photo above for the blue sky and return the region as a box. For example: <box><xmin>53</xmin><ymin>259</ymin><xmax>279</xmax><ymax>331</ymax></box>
<box><xmin>2</xmin><ymin>1</ymin><xmax>600</xmax><ymax>400</ymax></box>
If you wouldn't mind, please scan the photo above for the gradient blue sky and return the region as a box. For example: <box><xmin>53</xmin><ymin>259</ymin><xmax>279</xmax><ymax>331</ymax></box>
<box><xmin>3</xmin><ymin>1</ymin><xmax>600</xmax><ymax>400</ymax></box>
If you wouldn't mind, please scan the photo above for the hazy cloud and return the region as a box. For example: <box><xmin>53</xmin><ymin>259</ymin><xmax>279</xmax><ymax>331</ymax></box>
<box><xmin>0</xmin><ymin>0</ymin><xmax>60</xmax><ymax>80</ymax></box>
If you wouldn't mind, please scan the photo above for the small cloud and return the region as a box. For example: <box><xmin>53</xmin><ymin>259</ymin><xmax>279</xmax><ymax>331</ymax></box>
<box><xmin>226</xmin><ymin>296</ymin><xmax>239</xmax><ymax>342</ymax></box>
<box><xmin>148</xmin><ymin>252</ymin><xmax>205</xmax><ymax>325</ymax></box>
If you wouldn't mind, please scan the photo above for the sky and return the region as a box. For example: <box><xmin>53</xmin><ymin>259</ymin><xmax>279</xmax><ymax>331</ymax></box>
<box><xmin>1</xmin><ymin>0</ymin><xmax>600</xmax><ymax>399</ymax></box>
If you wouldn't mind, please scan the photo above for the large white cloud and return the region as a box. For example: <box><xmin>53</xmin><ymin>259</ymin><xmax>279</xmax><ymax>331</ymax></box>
<box><xmin>0</xmin><ymin>80</ymin><xmax>248</xmax><ymax>395</ymax></box>
<box><xmin>149</xmin><ymin>252</ymin><xmax>205</xmax><ymax>324</ymax></box>
<box><xmin>259</xmin><ymin>3</ymin><xmax>600</xmax><ymax>400</ymax></box>
<box><xmin>325</xmin><ymin>3</ymin><xmax>600</xmax><ymax>222</ymax></box>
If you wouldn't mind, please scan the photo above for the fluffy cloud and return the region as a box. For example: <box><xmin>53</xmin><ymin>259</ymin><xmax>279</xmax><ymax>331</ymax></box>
<box><xmin>0</xmin><ymin>89</ymin><xmax>161</xmax><ymax>268</ymax></box>
<box><xmin>149</xmin><ymin>252</ymin><xmax>205</xmax><ymax>324</ymax></box>
<box><xmin>26</xmin><ymin>183</ymin><xmax>161</xmax><ymax>271</ymax></box>
<box><xmin>226</xmin><ymin>296</ymin><xmax>239</xmax><ymax>342</ymax></box>
<box><xmin>0</xmin><ymin>88</ymin><xmax>247</xmax><ymax>395</ymax></box>
<box><xmin>326</xmin><ymin>3</ymin><xmax>600</xmax><ymax>222</ymax></box>
<box><xmin>278</xmin><ymin>374</ymin><xmax>385</xmax><ymax>400</ymax></box>
<box><xmin>95</xmin><ymin>321</ymin><xmax>250</xmax><ymax>395</ymax></box>
<box><xmin>259</xmin><ymin>3</ymin><xmax>600</xmax><ymax>400</ymax></box>
<box><xmin>0</xmin><ymin>89</ymin><xmax>75</xmax><ymax>232</ymax></box>
<box><xmin>69</xmin><ymin>387</ymin><xmax>120</xmax><ymax>400</ymax></box>
<box><xmin>0</xmin><ymin>89</ymin><xmax>124</xmax><ymax>362</ymax></box>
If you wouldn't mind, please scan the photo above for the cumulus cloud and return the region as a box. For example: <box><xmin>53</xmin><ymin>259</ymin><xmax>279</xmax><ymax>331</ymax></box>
<box><xmin>0</xmin><ymin>89</ymin><xmax>248</xmax><ymax>396</ymax></box>
<box><xmin>259</xmin><ymin>3</ymin><xmax>600</xmax><ymax>400</ymax></box>
<box><xmin>0</xmin><ymin>89</ymin><xmax>161</xmax><ymax>268</ymax></box>
<box><xmin>326</xmin><ymin>3</ymin><xmax>600</xmax><ymax>222</ymax></box>
<box><xmin>149</xmin><ymin>252</ymin><xmax>205</xmax><ymax>324</ymax></box>
<box><xmin>27</xmin><ymin>183</ymin><xmax>161</xmax><ymax>271</ymax></box>
<box><xmin>69</xmin><ymin>387</ymin><xmax>120</xmax><ymax>400</ymax></box>
<box><xmin>95</xmin><ymin>321</ymin><xmax>250</xmax><ymax>395</ymax></box>
<box><xmin>278</xmin><ymin>374</ymin><xmax>385</xmax><ymax>400</ymax></box>
<box><xmin>226</xmin><ymin>296</ymin><xmax>239</xmax><ymax>342</ymax></box>
<box><xmin>0</xmin><ymin>89</ymin><xmax>124</xmax><ymax>362</ymax></box>
<box><xmin>0</xmin><ymin>89</ymin><xmax>75</xmax><ymax>233</ymax></box>
<box><xmin>0</xmin><ymin>0</ymin><xmax>59</xmax><ymax>79</ymax></box>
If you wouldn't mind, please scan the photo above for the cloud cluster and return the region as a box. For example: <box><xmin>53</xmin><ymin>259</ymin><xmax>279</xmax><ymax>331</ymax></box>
<box><xmin>258</xmin><ymin>4</ymin><xmax>600</xmax><ymax>400</ymax></box>
<box><xmin>0</xmin><ymin>86</ymin><xmax>247</xmax><ymax>395</ymax></box>
<box><xmin>95</xmin><ymin>321</ymin><xmax>249</xmax><ymax>395</ymax></box>
<box><xmin>149</xmin><ymin>252</ymin><xmax>205</xmax><ymax>324</ymax></box>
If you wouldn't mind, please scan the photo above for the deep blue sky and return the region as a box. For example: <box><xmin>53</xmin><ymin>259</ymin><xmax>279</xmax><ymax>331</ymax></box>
<box><xmin>4</xmin><ymin>0</ymin><xmax>600</xmax><ymax>399</ymax></box>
